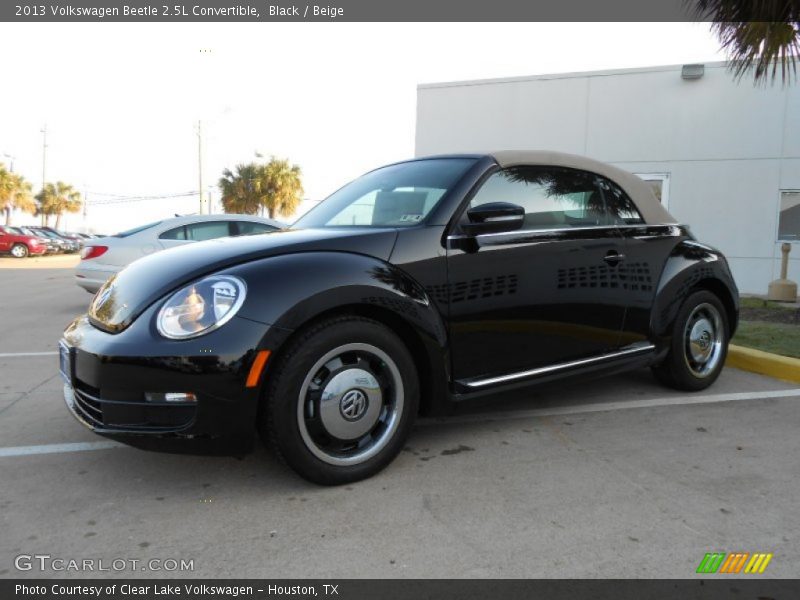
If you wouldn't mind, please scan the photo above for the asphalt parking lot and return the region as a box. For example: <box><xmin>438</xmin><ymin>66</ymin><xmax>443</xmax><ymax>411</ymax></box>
<box><xmin>1</xmin><ymin>257</ymin><xmax>798</xmax><ymax>579</ymax></box>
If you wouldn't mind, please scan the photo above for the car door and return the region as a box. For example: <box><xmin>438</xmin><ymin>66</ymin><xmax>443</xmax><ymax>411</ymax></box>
<box><xmin>446</xmin><ymin>165</ymin><xmax>628</xmax><ymax>383</ymax></box>
<box><xmin>597</xmin><ymin>175</ymin><xmax>685</xmax><ymax>346</ymax></box>
<box><xmin>0</xmin><ymin>227</ymin><xmax>9</xmax><ymax>252</ymax></box>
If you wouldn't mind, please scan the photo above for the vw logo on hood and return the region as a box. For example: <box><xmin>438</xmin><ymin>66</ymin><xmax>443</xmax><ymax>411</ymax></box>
<box><xmin>93</xmin><ymin>284</ymin><xmax>114</xmax><ymax>313</ymax></box>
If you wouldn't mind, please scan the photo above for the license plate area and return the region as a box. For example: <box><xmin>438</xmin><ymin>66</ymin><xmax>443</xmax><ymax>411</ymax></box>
<box><xmin>59</xmin><ymin>341</ymin><xmax>72</xmax><ymax>384</ymax></box>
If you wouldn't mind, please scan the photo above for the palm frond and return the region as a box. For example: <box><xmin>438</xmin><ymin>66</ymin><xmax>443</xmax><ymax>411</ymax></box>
<box><xmin>687</xmin><ymin>0</ymin><xmax>800</xmax><ymax>85</ymax></box>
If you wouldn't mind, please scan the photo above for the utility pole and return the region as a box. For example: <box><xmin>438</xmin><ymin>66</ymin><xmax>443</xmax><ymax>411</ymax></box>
<box><xmin>197</xmin><ymin>120</ymin><xmax>203</xmax><ymax>215</ymax></box>
<box><xmin>2</xmin><ymin>153</ymin><xmax>15</xmax><ymax>172</ymax></box>
<box><xmin>41</xmin><ymin>125</ymin><xmax>48</xmax><ymax>226</ymax></box>
<box><xmin>2</xmin><ymin>153</ymin><xmax>16</xmax><ymax>226</ymax></box>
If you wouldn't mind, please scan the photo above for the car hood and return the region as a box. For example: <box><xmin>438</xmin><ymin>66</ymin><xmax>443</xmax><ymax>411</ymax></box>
<box><xmin>87</xmin><ymin>227</ymin><xmax>399</xmax><ymax>333</ymax></box>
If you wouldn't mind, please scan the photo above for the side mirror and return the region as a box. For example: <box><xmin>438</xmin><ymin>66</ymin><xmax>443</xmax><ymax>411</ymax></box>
<box><xmin>462</xmin><ymin>202</ymin><xmax>525</xmax><ymax>236</ymax></box>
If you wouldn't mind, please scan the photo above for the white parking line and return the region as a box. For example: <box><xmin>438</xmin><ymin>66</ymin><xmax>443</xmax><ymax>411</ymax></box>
<box><xmin>0</xmin><ymin>351</ymin><xmax>58</xmax><ymax>358</ymax></box>
<box><xmin>0</xmin><ymin>441</ymin><xmax>122</xmax><ymax>457</ymax></box>
<box><xmin>419</xmin><ymin>388</ymin><xmax>800</xmax><ymax>426</ymax></box>
<box><xmin>0</xmin><ymin>388</ymin><xmax>797</xmax><ymax>458</ymax></box>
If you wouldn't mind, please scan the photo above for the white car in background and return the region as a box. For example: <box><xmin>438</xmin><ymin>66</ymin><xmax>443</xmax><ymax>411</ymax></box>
<box><xmin>75</xmin><ymin>214</ymin><xmax>283</xmax><ymax>293</ymax></box>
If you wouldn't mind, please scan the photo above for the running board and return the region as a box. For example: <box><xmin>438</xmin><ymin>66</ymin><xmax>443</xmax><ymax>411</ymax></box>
<box><xmin>459</xmin><ymin>343</ymin><xmax>656</xmax><ymax>390</ymax></box>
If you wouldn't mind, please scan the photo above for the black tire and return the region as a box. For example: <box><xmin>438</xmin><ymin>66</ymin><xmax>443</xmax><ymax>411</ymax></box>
<box><xmin>652</xmin><ymin>290</ymin><xmax>729</xmax><ymax>391</ymax></box>
<box><xmin>259</xmin><ymin>316</ymin><xmax>419</xmax><ymax>485</ymax></box>
<box><xmin>10</xmin><ymin>243</ymin><xmax>29</xmax><ymax>258</ymax></box>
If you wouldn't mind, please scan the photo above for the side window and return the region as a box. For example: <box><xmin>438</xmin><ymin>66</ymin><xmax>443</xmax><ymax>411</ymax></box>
<box><xmin>598</xmin><ymin>178</ymin><xmax>645</xmax><ymax>225</ymax></box>
<box><xmin>234</xmin><ymin>221</ymin><xmax>278</xmax><ymax>236</ymax></box>
<box><xmin>184</xmin><ymin>221</ymin><xmax>234</xmax><ymax>241</ymax></box>
<box><xmin>159</xmin><ymin>226</ymin><xmax>186</xmax><ymax>240</ymax></box>
<box><xmin>468</xmin><ymin>166</ymin><xmax>607</xmax><ymax>230</ymax></box>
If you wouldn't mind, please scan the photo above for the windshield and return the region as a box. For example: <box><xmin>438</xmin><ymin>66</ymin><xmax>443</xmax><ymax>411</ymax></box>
<box><xmin>294</xmin><ymin>158</ymin><xmax>476</xmax><ymax>229</ymax></box>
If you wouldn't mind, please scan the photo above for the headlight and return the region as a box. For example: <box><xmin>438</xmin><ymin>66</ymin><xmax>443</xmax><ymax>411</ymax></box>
<box><xmin>156</xmin><ymin>275</ymin><xmax>247</xmax><ymax>339</ymax></box>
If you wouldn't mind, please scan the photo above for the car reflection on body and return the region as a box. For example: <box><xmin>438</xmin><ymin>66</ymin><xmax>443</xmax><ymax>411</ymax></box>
<box><xmin>60</xmin><ymin>151</ymin><xmax>738</xmax><ymax>484</ymax></box>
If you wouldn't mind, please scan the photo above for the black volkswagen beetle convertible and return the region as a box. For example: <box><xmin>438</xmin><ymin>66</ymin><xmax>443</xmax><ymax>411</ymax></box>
<box><xmin>61</xmin><ymin>151</ymin><xmax>738</xmax><ymax>484</ymax></box>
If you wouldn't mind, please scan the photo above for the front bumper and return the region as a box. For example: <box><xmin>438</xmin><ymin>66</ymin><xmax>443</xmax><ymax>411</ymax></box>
<box><xmin>60</xmin><ymin>308</ymin><xmax>291</xmax><ymax>450</ymax></box>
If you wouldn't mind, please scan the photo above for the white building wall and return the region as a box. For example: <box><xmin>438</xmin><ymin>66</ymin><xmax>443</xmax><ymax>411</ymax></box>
<box><xmin>415</xmin><ymin>62</ymin><xmax>799</xmax><ymax>294</ymax></box>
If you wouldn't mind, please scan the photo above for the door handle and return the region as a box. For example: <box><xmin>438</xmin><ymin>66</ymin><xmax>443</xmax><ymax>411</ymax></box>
<box><xmin>603</xmin><ymin>251</ymin><xmax>625</xmax><ymax>265</ymax></box>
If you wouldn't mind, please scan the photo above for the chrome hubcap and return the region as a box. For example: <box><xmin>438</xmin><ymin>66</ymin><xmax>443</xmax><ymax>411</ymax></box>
<box><xmin>684</xmin><ymin>303</ymin><xmax>724</xmax><ymax>378</ymax></box>
<box><xmin>297</xmin><ymin>343</ymin><xmax>403</xmax><ymax>466</ymax></box>
<box><xmin>11</xmin><ymin>246</ymin><xmax>25</xmax><ymax>257</ymax></box>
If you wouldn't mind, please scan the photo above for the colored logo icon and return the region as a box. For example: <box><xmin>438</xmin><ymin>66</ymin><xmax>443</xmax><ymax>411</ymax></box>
<box><xmin>696</xmin><ymin>552</ymin><xmax>773</xmax><ymax>574</ymax></box>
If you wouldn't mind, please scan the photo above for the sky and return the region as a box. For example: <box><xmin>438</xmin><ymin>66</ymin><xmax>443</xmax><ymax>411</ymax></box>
<box><xmin>0</xmin><ymin>22</ymin><xmax>726</xmax><ymax>233</ymax></box>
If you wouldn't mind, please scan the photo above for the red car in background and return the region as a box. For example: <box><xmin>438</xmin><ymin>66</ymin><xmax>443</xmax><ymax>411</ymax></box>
<box><xmin>0</xmin><ymin>225</ymin><xmax>48</xmax><ymax>258</ymax></box>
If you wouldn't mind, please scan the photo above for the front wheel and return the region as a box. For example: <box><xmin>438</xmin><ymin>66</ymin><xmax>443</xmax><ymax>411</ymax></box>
<box><xmin>259</xmin><ymin>316</ymin><xmax>419</xmax><ymax>485</ymax></box>
<box><xmin>10</xmin><ymin>244</ymin><xmax>29</xmax><ymax>258</ymax></box>
<box><xmin>652</xmin><ymin>290</ymin><xmax>729</xmax><ymax>391</ymax></box>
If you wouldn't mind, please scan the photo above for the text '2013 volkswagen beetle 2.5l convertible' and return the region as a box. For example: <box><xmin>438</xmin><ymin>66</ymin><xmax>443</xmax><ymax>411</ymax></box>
<box><xmin>60</xmin><ymin>151</ymin><xmax>739</xmax><ymax>484</ymax></box>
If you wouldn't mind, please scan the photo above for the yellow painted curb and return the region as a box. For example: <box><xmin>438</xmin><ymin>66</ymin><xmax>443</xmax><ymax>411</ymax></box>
<box><xmin>726</xmin><ymin>344</ymin><xmax>800</xmax><ymax>383</ymax></box>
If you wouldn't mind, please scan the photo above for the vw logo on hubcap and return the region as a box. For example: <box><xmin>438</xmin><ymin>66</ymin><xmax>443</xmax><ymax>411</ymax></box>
<box><xmin>340</xmin><ymin>389</ymin><xmax>368</xmax><ymax>421</ymax></box>
<box><xmin>698</xmin><ymin>331</ymin><xmax>711</xmax><ymax>350</ymax></box>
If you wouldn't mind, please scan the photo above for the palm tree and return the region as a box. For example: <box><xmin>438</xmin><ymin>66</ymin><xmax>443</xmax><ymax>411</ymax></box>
<box><xmin>0</xmin><ymin>164</ymin><xmax>35</xmax><ymax>226</ymax></box>
<box><xmin>35</xmin><ymin>182</ymin><xmax>82</xmax><ymax>229</ymax></box>
<box><xmin>261</xmin><ymin>157</ymin><xmax>303</xmax><ymax>219</ymax></box>
<box><xmin>689</xmin><ymin>0</ymin><xmax>800</xmax><ymax>85</ymax></box>
<box><xmin>219</xmin><ymin>157</ymin><xmax>304</xmax><ymax>219</ymax></box>
<box><xmin>219</xmin><ymin>163</ymin><xmax>264</xmax><ymax>214</ymax></box>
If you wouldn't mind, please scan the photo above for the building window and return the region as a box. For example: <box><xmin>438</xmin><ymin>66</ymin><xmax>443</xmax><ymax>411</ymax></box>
<box><xmin>778</xmin><ymin>190</ymin><xmax>800</xmax><ymax>241</ymax></box>
<box><xmin>634</xmin><ymin>173</ymin><xmax>670</xmax><ymax>209</ymax></box>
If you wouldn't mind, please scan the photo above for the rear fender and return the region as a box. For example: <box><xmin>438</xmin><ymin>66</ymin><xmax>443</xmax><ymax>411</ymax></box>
<box><xmin>651</xmin><ymin>241</ymin><xmax>739</xmax><ymax>345</ymax></box>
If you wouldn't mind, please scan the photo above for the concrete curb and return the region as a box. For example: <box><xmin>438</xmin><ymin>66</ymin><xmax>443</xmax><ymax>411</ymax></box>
<box><xmin>726</xmin><ymin>344</ymin><xmax>800</xmax><ymax>383</ymax></box>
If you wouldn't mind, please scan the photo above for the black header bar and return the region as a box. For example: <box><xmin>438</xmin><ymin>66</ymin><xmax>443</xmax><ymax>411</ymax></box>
<box><xmin>5</xmin><ymin>579</ymin><xmax>800</xmax><ymax>600</ymax></box>
<box><xmin>5</xmin><ymin>0</ymin><xmax>699</xmax><ymax>22</ymax></box>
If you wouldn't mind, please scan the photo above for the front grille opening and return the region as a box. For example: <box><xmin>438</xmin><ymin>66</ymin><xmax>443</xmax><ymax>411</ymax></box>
<box><xmin>73</xmin><ymin>379</ymin><xmax>195</xmax><ymax>432</ymax></box>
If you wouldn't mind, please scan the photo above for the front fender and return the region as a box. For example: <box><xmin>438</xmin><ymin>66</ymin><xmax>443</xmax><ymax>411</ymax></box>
<box><xmin>651</xmin><ymin>241</ymin><xmax>739</xmax><ymax>342</ymax></box>
<box><xmin>222</xmin><ymin>251</ymin><xmax>452</xmax><ymax>414</ymax></box>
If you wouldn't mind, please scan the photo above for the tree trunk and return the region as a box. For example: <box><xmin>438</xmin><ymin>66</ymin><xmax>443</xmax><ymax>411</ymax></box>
<box><xmin>268</xmin><ymin>207</ymin><xmax>275</xmax><ymax>219</ymax></box>
<box><xmin>4</xmin><ymin>207</ymin><xmax>10</xmax><ymax>226</ymax></box>
<box><xmin>55</xmin><ymin>212</ymin><xmax>62</xmax><ymax>229</ymax></box>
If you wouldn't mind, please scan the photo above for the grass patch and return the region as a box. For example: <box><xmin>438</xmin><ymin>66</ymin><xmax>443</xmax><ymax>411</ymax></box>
<box><xmin>733</xmin><ymin>321</ymin><xmax>800</xmax><ymax>359</ymax></box>
<box><xmin>739</xmin><ymin>297</ymin><xmax>799</xmax><ymax>325</ymax></box>
<box><xmin>740</xmin><ymin>297</ymin><xmax>796</xmax><ymax>311</ymax></box>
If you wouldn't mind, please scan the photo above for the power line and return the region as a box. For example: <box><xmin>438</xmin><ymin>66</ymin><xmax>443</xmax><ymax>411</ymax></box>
<box><xmin>86</xmin><ymin>191</ymin><xmax>200</xmax><ymax>206</ymax></box>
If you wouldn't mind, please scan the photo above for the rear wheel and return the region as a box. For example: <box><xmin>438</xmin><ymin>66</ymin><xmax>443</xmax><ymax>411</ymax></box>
<box><xmin>652</xmin><ymin>290</ymin><xmax>729</xmax><ymax>391</ymax></box>
<box><xmin>10</xmin><ymin>244</ymin><xmax>29</xmax><ymax>258</ymax></box>
<box><xmin>259</xmin><ymin>316</ymin><xmax>419</xmax><ymax>485</ymax></box>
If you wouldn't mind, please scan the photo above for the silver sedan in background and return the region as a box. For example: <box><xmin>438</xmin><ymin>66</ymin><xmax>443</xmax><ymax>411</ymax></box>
<box><xmin>75</xmin><ymin>214</ymin><xmax>283</xmax><ymax>293</ymax></box>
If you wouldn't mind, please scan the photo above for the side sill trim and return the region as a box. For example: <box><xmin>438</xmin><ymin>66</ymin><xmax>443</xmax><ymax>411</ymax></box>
<box><xmin>462</xmin><ymin>343</ymin><xmax>656</xmax><ymax>389</ymax></box>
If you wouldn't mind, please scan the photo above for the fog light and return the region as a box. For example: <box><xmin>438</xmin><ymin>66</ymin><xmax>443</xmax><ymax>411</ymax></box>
<box><xmin>145</xmin><ymin>392</ymin><xmax>197</xmax><ymax>403</ymax></box>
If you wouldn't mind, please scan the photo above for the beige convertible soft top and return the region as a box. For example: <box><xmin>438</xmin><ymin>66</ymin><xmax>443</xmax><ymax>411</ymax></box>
<box><xmin>490</xmin><ymin>150</ymin><xmax>677</xmax><ymax>226</ymax></box>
